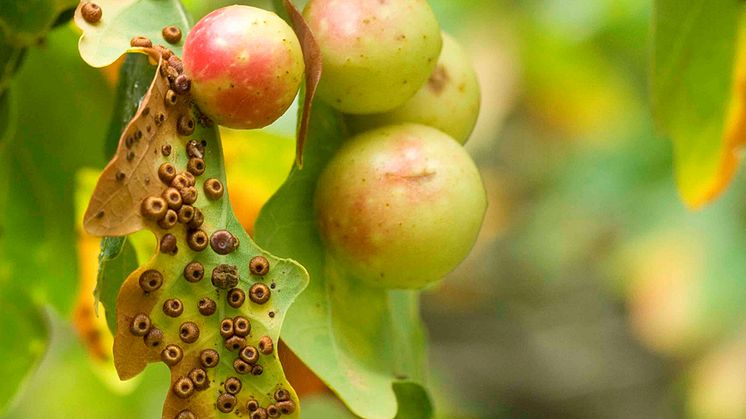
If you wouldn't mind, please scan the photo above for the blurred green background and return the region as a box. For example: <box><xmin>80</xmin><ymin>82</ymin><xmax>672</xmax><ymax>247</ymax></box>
<box><xmin>5</xmin><ymin>0</ymin><xmax>746</xmax><ymax>418</ymax></box>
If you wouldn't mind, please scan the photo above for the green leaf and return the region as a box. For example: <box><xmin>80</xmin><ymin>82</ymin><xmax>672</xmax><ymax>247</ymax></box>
<box><xmin>74</xmin><ymin>0</ymin><xmax>191</xmax><ymax>68</ymax></box>
<box><xmin>0</xmin><ymin>89</ymin><xmax>16</xmax><ymax>146</ymax></box>
<box><xmin>0</xmin><ymin>0</ymin><xmax>77</xmax><ymax>45</ymax></box>
<box><xmin>0</xmin><ymin>31</ymin><xmax>26</xmax><ymax>94</ymax></box>
<box><xmin>0</xmin><ymin>25</ymin><xmax>112</xmax><ymax>315</ymax></box>
<box><xmin>82</xmin><ymin>47</ymin><xmax>309</xmax><ymax>417</ymax></box>
<box><xmin>393</xmin><ymin>382</ymin><xmax>433</xmax><ymax>419</ymax></box>
<box><xmin>96</xmin><ymin>237</ymin><xmax>138</xmax><ymax>334</ymax></box>
<box><xmin>651</xmin><ymin>0</ymin><xmax>742</xmax><ymax>208</ymax></box>
<box><xmin>0</xmin><ymin>290</ymin><xmax>48</xmax><ymax>414</ymax></box>
<box><xmin>255</xmin><ymin>101</ymin><xmax>432</xmax><ymax>419</ymax></box>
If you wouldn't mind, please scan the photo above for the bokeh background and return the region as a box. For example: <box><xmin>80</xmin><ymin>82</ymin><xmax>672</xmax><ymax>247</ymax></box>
<box><xmin>5</xmin><ymin>0</ymin><xmax>746</xmax><ymax>418</ymax></box>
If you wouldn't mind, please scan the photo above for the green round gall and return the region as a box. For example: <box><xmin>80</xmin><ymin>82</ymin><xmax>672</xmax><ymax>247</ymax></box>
<box><xmin>315</xmin><ymin>123</ymin><xmax>486</xmax><ymax>289</ymax></box>
<box><xmin>303</xmin><ymin>0</ymin><xmax>442</xmax><ymax>114</ymax></box>
<box><xmin>183</xmin><ymin>5</ymin><xmax>304</xmax><ymax>129</ymax></box>
<box><xmin>347</xmin><ymin>33</ymin><xmax>481</xmax><ymax>144</ymax></box>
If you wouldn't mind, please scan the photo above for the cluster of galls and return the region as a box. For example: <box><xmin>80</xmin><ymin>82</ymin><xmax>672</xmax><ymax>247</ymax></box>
<box><xmin>139</xmin><ymin>138</ymin><xmax>224</xmax><ymax>255</ymax></box>
<box><xmin>132</xmin><ymin>253</ymin><xmax>281</xmax><ymax>417</ymax></box>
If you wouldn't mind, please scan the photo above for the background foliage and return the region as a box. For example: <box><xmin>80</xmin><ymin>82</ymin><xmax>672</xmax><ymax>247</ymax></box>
<box><xmin>4</xmin><ymin>0</ymin><xmax>746</xmax><ymax>418</ymax></box>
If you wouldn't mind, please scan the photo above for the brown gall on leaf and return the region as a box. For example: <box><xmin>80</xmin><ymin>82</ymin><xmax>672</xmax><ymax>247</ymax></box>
<box><xmin>267</xmin><ymin>404</ymin><xmax>281</xmax><ymax>418</ymax></box>
<box><xmin>277</xmin><ymin>400</ymin><xmax>296</xmax><ymax>415</ymax></box>
<box><xmin>283</xmin><ymin>0</ymin><xmax>322</xmax><ymax>167</ymax></box>
<box><xmin>177</xmin><ymin>114</ymin><xmax>195</xmax><ymax>136</ymax></box>
<box><xmin>162</xmin><ymin>25</ymin><xmax>183</xmax><ymax>45</ymax></box>
<box><xmin>138</xmin><ymin>269</ymin><xmax>163</xmax><ymax>293</ymax></box>
<box><xmin>258</xmin><ymin>336</ymin><xmax>274</xmax><ymax>355</ymax></box>
<box><xmin>170</xmin><ymin>173</ymin><xmax>189</xmax><ymax>190</ymax></box>
<box><xmin>240</xmin><ymin>346</ymin><xmax>259</xmax><ymax>364</ymax></box>
<box><xmin>274</xmin><ymin>389</ymin><xmax>290</xmax><ymax>402</ymax></box>
<box><xmin>212</xmin><ymin>264</ymin><xmax>239</xmax><ymax>289</ymax></box>
<box><xmin>81</xmin><ymin>2</ymin><xmax>102</xmax><ymax>24</ymax></box>
<box><xmin>203</xmin><ymin>178</ymin><xmax>224</xmax><ymax>200</ymax></box>
<box><xmin>157</xmin><ymin>209</ymin><xmax>178</xmax><ymax>229</ymax></box>
<box><xmin>168</xmin><ymin>55</ymin><xmax>184</xmax><ymax>74</ymax></box>
<box><xmin>162</xmin><ymin>298</ymin><xmax>183</xmax><ymax>317</ymax></box>
<box><xmin>173</xmin><ymin>75</ymin><xmax>191</xmax><ymax>94</ymax></box>
<box><xmin>225</xmin><ymin>336</ymin><xmax>246</xmax><ymax>352</ymax></box>
<box><xmin>165</xmin><ymin>89</ymin><xmax>178</xmax><ymax>107</ymax></box>
<box><xmin>247</xmin><ymin>398</ymin><xmax>260</xmax><ymax>412</ymax></box>
<box><xmin>158</xmin><ymin>163</ymin><xmax>176</xmax><ymax>184</ymax></box>
<box><xmin>220</xmin><ymin>318</ymin><xmax>234</xmax><ymax>338</ymax></box>
<box><xmin>159</xmin><ymin>233</ymin><xmax>178</xmax><ymax>254</ymax></box>
<box><xmin>187</xmin><ymin>230</ymin><xmax>207</xmax><ymax>252</ymax></box>
<box><xmin>224</xmin><ymin>377</ymin><xmax>242</xmax><ymax>395</ymax></box>
<box><xmin>233</xmin><ymin>316</ymin><xmax>251</xmax><ymax>337</ymax></box>
<box><xmin>249</xmin><ymin>255</ymin><xmax>270</xmax><ymax>276</ymax></box>
<box><xmin>155</xmin><ymin>45</ymin><xmax>173</xmax><ymax>61</ymax></box>
<box><xmin>217</xmin><ymin>393</ymin><xmax>237</xmax><ymax>413</ymax></box>
<box><xmin>144</xmin><ymin>327</ymin><xmax>164</xmax><ymax>348</ymax></box>
<box><xmin>251</xmin><ymin>407</ymin><xmax>268</xmax><ymax>419</ymax></box>
<box><xmin>233</xmin><ymin>358</ymin><xmax>251</xmax><ymax>375</ymax></box>
<box><xmin>251</xmin><ymin>364</ymin><xmax>264</xmax><ymax>376</ymax></box>
<box><xmin>198</xmin><ymin>297</ymin><xmax>216</xmax><ymax>315</ymax></box>
<box><xmin>249</xmin><ymin>283</ymin><xmax>271</xmax><ymax>304</ymax></box>
<box><xmin>129</xmin><ymin>313</ymin><xmax>151</xmax><ymax>336</ymax></box>
<box><xmin>227</xmin><ymin>288</ymin><xmax>246</xmax><ymax>308</ymax></box>
<box><xmin>183</xmin><ymin>261</ymin><xmax>203</xmax><ymax>282</ymax></box>
<box><xmin>177</xmin><ymin>205</ymin><xmax>194</xmax><ymax>224</ymax></box>
<box><xmin>186</xmin><ymin>229</ymin><xmax>208</xmax><ymax>251</ymax></box>
<box><xmin>210</xmin><ymin>230</ymin><xmax>239</xmax><ymax>255</ymax></box>
<box><xmin>186</xmin><ymin>158</ymin><xmax>205</xmax><ymax>176</ymax></box>
<box><xmin>172</xmin><ymin>377</ymin><xmax>195</xmax><ymax>399</ymax></box>
<box><xmin>188</xmin><ymin>368</ymin><xmax>209</xmax><ymax>391</ymax></box>
<box><xmin>187</xmin><ymin>207</ymin><xmax>204</xmax><ymax>229</ymax></box>
<box><xmin>130</xmin><ymin>36</ymin><xmax>153</xmax><ymax>48</ymax></box>
<box><xmin>178</xmin><ymin>322</ymin><xmax>200</xmax><ymax>343</ymax></box>
<box><xmin>141</xmin><ymin>196</ymin><xmax>167</xmax><ymax>221</ymax></box>
<box><xmin>199</xmin><ymin>349</ymin><xmax>219</xmax><ymax>368</ymax></box>
<box><xmin>162</xmin><ymin>187</ymin><xmax>183</xmax><ymax>210</ymax></box>
<box><xmin>161</xmin><ymin>344</ymin><xmax>183</xmax><ymax>366</ymax></box>
<box><xmin>179</xmin><ymin>186</ymin><xmax>198</xmax><ymax>205</ymax></box>
<box><xmin>175</xmin><ymin>410</ymin><xmax>196</xmax><ymax>419</ymax></box>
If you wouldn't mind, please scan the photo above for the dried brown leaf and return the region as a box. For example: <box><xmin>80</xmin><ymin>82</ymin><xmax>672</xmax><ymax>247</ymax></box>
<box><xmin>283</xmin><ymin>0</ymin><xmax>322</xmax><ymax>168</ymax></box>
